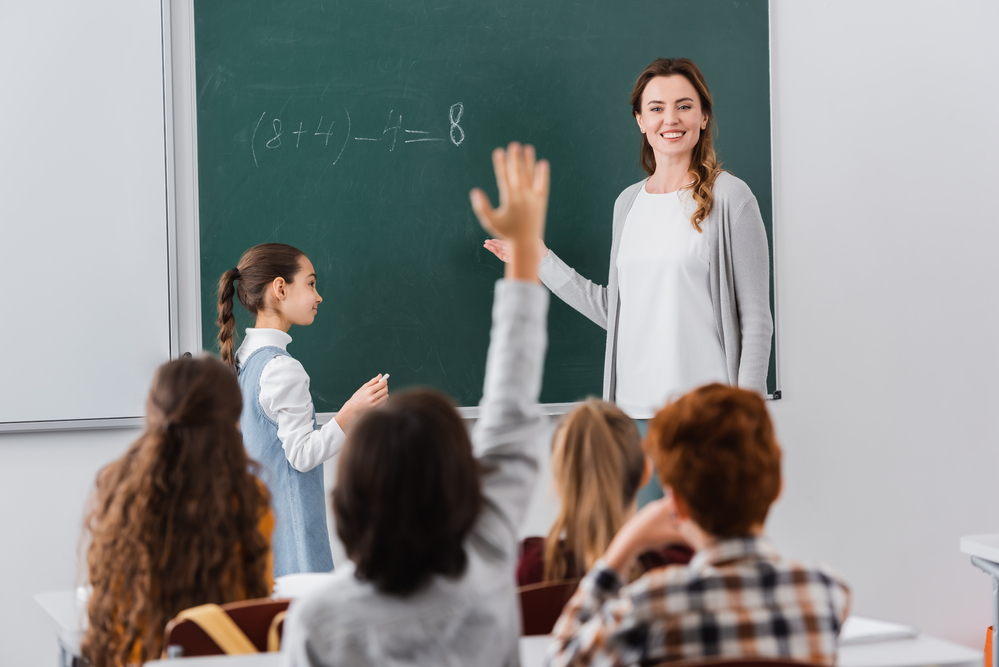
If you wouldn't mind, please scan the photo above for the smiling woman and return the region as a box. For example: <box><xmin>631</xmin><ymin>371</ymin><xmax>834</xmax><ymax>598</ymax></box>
<box><xmin>483</xmin><ymin>58</ymin><xmax>773</xmax><ymax>501</ymax></box>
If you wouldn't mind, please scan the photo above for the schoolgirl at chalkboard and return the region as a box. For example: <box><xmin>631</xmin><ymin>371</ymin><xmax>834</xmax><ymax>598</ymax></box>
<box><xmin>217</xmin><ymin>243</ymin><xmax>388</xmax><ymax>577</ymax></box>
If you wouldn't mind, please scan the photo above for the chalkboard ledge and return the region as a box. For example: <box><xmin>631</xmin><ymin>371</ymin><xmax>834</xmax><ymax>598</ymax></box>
<box><xmin>316</xmin><ymin>393</ymin><xmax>780</xmax><ymax>426</ymax></box>
<box><xmin>316</xmin><ymin>403</ymin><xmax>580</xmax><ymax>426</ymax></box>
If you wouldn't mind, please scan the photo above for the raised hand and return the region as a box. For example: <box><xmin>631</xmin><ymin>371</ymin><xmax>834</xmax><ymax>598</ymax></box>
<box><xmin>470</xmin><ymin>142</ymin><xmax>550</xmax><ymax>282</ymax></box>
<box><xmin>334</xmin><ymin>374</ymin><xmax>389</xmax><ymax>432</ymax></box>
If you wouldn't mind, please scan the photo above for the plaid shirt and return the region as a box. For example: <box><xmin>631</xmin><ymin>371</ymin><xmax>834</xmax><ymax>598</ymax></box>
<box><xmin>545</xmin><ymin>536</ymin><xmax>850</xmax><ymax>667</ymax></box>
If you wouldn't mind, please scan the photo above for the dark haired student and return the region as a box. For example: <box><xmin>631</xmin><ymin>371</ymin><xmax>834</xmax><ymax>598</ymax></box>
<box><xmin>281</xmin><ymin>142</ymin><xmax>551</xmax><ymax>667</ymax></box>
<box><xmin>218</xmin><ymin>244</ymin><xmax>389</xmax><ymax>576</ymax></box>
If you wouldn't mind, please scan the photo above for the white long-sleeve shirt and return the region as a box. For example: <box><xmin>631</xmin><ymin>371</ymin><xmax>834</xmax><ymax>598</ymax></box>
<box><xmin>235</xmin><ymin>328</ymin><xmax>345</xmax><ymax>473</ymax></box>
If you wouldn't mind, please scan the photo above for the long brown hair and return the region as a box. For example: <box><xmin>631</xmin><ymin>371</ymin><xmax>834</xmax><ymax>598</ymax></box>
<box><xmin>217</xmin><ymin>243</ymin><xmax>306</xmax><ymax>370</ymax></box>
<box><xmin>630</xmin><ymin>57</ymin><xmax>721</xmax><ymax>231</ymax></box>
<box><xmin>544</xmin><ymin>400</ymin><xmax>645</xmax><ymax>581</ymax></box>
<box><xmin>81</xmin><ymin>356</ymin><xmax>271</xmax><ymax>667</ymax></box>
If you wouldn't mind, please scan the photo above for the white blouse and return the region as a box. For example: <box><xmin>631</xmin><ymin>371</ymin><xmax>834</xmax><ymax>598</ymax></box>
<box><xmin>614</xmin><ymin>186</ymin><xmax>729</xmax><ymax>418</ymax></box>
<box><xmin>235</xmin><ymin>328</ymin><xmax>345</xmax><ymax>473</ymax></box>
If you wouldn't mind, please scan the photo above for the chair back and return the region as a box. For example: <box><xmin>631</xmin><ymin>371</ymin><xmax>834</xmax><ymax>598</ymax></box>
<box><xmin>164</xmin><ymin>598</ymin><xmax>290</xmax><ymax>657</ymax></box>
<box><xmin>518</xmin><ymin>579</ymin><xmax>579</xmax><ymax>636</ymax></box>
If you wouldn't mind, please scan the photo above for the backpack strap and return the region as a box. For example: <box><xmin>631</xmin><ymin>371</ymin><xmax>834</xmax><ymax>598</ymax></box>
<box><xmin>267</xmin><ymin>610</ymin><xmax>288</xmax><ymax>652</ymax></box>
<box><xmin>173</xmin><ymin>604</ymin><xmax>258</xmax><ymax>654</ymax></box>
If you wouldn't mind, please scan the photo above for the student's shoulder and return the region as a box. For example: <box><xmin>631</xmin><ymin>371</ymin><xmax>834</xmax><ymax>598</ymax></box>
<box><xmin>287</xmin><ymin>573</ymin><xmax>364</xmax><ymax>632</ymax></box>
<box><xmin>787</xmin><ymin>559</ymin><xmax>850</xmax><ymax>591</ymax></box>
<box><xmin>260</xmin><ymin>353</ymin><xmax>308</xmax><ymax>382</ymax></box>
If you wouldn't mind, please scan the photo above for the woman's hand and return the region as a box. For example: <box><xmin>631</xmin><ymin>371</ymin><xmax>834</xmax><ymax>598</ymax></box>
<box><xmin>602</xmin><ymin>497</ymin><xmax>685</xmax><ymax>575</ymax></box>
<box><xmin>483</xmin><ymin>237</ymin><xmax>549</xmax><ymax>263</ymax></box>
<box><xmin>470</xmin><ymin>142</ymin><xmax>550</xmax><ymax>282</ymax></box>
<box><xmin>334</xmin><ymin>374</ymin><xmax>389</xmax><ymax>432</ymax></box>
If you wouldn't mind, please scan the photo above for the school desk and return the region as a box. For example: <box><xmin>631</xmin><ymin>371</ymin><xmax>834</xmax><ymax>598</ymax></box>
<box><xmin>37</xmin><ymin>587</ymin><xmax>980</xmax><ymax>667</ymax></box>
<box><xmin>961</xmin><ymin>534</ymin><xmax>999</xmax><ymax>667</ymax></box>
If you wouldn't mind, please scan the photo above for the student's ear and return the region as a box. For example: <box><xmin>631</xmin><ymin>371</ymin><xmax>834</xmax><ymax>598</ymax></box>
<box><xmin>270</xmin><ymin>276</ymin><xmax>287</xmax><ymax>304</ymax></box>
<box><xmin>640</xmin><ymin>456</ymin><xmax>653</xmax><ymax>488</ymax></box>
<box><xmin>635</xmin><ymin>111</ymin><xmax>645</xmax><ymax>134</ymax></box>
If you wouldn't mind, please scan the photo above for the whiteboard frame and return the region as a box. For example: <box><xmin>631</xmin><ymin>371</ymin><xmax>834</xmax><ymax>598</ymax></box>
<box><xmin>167</xmin><ymin>0</ymin><xmax>781</xmax><ymax>417</ymax></box>
<box><xmin>0</xmin><ymin>0</ymin><xmax>181</xmax><ymax>434</ymax></box>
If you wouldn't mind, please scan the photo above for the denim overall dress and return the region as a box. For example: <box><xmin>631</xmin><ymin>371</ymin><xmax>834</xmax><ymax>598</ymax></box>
<box><xmin>238</xmin><ymin>346</ymin><xmax>334</xmax><ymax>577</ymax></box>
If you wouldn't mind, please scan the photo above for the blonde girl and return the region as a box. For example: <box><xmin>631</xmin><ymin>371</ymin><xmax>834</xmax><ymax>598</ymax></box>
<box><xmin>516</xmin><ymin>399</ymin><xmax>691</xmax><ymax>585</ymax></box>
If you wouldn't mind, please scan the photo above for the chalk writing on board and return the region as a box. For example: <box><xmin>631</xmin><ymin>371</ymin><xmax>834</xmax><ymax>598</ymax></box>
<box><xmin>449</xmin><ymin>103</ymin><xmax>465</xmax><ymax>146</ymax></box>
<box><xmin>251</xmin><ymin>104</ymin><xmax>464</xmax><ymax>168</ymax></box>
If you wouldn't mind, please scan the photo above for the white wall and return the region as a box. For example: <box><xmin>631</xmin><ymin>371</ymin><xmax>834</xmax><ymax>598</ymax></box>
<box><xmin>764</xmin><ymin>0</ymin><xmax>999</xmax><ymax>648</ymax></box>
<box><xmin>3</xmin><ymin>1</ymin><xmax>998</xmax><ymax>665</ymax></box>
<box><xmin>0</xmin><ymin>428</ymin><xmax>138</xmax><ymax>666</ymax></box>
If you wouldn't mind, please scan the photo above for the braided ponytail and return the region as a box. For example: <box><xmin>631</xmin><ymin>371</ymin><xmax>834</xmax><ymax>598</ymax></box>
<box><xmin>217</xmin><ymin>269</ymin><xmax>239</xmax><ymax>371</ymax></box>
<box><xmin>215</xmin><ymin>243</ymin><xmax>306</xmax><ymax>372</ymax></box>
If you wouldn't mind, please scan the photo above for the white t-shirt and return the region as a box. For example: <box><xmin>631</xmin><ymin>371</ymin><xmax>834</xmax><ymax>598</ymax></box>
<box><xmin>235</xmin><ymin>328</ymin><xmax>346</xmax><ymax>472</ymax></box>
<box><xmin>614</xmin><ymin>185</ymin><xmax>728</xmax><ymax>418</ymax></box>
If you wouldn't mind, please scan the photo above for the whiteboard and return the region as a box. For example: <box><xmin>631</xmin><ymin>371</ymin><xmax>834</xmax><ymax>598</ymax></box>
<box><xmin>0</xmin><ymin>1</ymin><xmax>174</xmax><ymax>430</ymax></box>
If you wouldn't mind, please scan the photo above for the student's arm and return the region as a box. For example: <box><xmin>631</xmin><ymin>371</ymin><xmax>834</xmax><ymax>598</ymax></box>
<box><xmin>546</xmin><ymin>500</ymin><xmax>680</xmax><ymax>667</ymax></box>
<box><xmin>483</xmin><ymin>240</ymin><xmax>610</xmax><ymax>329</ymax></box>
<box><xmin>468</xmin><ymin>143</ymin><xmax>551</xmax><ymax>563</ymax></box>
<box><xmin>545</xmin><ymin>562</ymin><xmax>650</xmax><ymax>667</ymax></box>
<box><xmin>258</xmin><ymin>356</ymin><xmax>345</xmax><ymax>472</ymax></box>
<box><xmin>730</xmin><ymin>194</ymin><xmax>773</xmax><ymax>394</ymax></box>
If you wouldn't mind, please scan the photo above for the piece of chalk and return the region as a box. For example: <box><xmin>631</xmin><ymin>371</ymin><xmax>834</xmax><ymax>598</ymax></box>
<box><xmin>381</xmin><ymin>374</ymin><xmax>390</xmax><ymax>381</ymax></box>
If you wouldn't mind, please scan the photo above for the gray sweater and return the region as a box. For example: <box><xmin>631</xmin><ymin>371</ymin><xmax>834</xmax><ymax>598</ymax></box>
<box><xmin>280</xmin><ymin>280</ymin><xmax>549</xmax><ymax>667</ymax></box>
<box><xmin>538</xmin><ymin>172</ymin><xmax>773</xmax><ymax>397</ymax></box>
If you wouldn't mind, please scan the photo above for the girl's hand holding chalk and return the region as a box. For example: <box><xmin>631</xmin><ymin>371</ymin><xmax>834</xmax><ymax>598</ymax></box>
<box><xmin>335</xmin><ymin>373</ymin><xmax>390</xmax><ymax>432</ymax></box>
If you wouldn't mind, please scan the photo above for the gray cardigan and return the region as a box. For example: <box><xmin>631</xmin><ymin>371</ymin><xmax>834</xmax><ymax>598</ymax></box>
<box><xmin>538</xmin><ymin>172</ymin><xmax>773</xmax><ymax>397</ymax></box>
<box><xmin>281</xmin><ymin>280</ymin><xmax>549</xmax><ymax>667</ymax></box>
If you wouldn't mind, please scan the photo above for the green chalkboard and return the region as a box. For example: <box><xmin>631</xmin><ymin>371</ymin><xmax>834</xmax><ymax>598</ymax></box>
<box><xmin>195</xmin><ymin>0</ymin><xmax>776</xmax><ymax>409</ymax></box>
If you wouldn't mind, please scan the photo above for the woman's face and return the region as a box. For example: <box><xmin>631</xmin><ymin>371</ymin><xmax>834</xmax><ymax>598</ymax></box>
<box><xmin>634</xmin><ymin>75</ymin><xmax>708</xmax><ymax>167</ymax></box>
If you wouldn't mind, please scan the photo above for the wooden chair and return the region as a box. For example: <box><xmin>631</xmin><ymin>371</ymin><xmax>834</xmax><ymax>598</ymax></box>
<box><xmin>518</xmin><ymin>579</ymin><xmax>580</xmax><ymax>636</ymax></box>
<box><xmin>163</xmin><ymin>598</ymin><xmax>290</xmax><ymax>657</ymax></box>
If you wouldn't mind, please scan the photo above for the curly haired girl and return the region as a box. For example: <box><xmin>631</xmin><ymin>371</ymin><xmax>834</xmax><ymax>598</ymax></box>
<box><xmin>81</xmin><ymin>356</ymin><xmax>273</xmax><ymax>667</ymax></box>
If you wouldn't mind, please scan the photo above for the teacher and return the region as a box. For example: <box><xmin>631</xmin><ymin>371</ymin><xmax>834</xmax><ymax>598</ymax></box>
<box><xmin>484</xmin><ymin>57</ymin><xmax>773</xmax><ymax>417</ymax></box>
